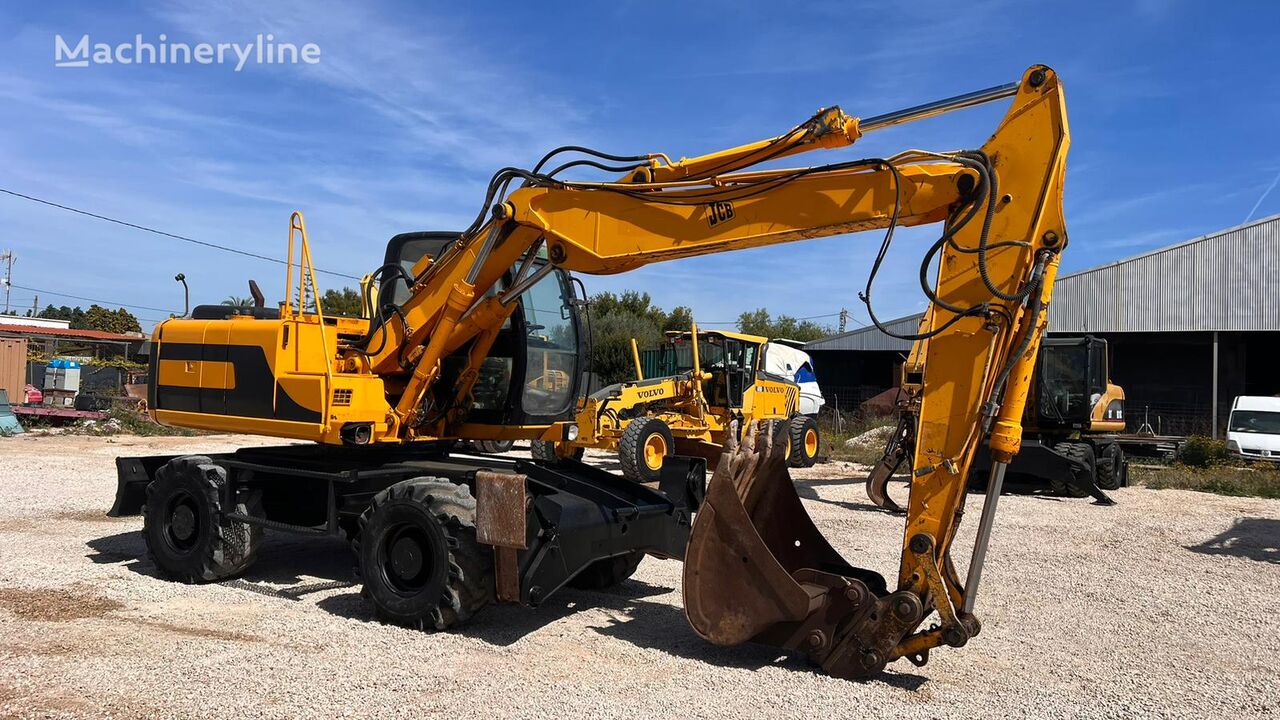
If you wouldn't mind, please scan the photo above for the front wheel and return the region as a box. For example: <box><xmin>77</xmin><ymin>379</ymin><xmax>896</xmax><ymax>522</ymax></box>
<box><xmin>142</xmin><ymin>455</ymin><xmax>263</xmax><ymax>583</ymax></box>
<box><xmin>1095</xmin><ymin>442</ymin><xmax>1126</xmax><ymax>490</ymax></box>
<box><xmin>470</xmin><ymin>439</ymin><xmax>515</xmax><ymax>454</ymax></box>
<box><xmin>787</xmin><ymin>415</ymin><xmax>820</xmax><ymax>468</ymax></box>
<box><xmin>531</xmin><ymin>440</ymin><xmax>584</xmax><ymax>466</ymax></box>
<box><xmin>569</xmin><ymin>551</ymin><xmax>644</xmax><ymax>590</ymax></box>
<box><xmin>355</xmin><ymin>477</ymin><xmax>493</xmax><ymax>630</ymax></box>
<box><xmin>1052</xmin><ymin>441</ymin><xmax>1096</xmax><ymax>498</ymax></box>
<box><xmin>619</xmin><ymin>417</ymin><xmax>674</xmax><ymax>483</ymax></box>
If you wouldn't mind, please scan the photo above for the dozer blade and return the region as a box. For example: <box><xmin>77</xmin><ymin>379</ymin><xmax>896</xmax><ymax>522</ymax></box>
<box><xmin>683</xmin><ymin>422</ymin><xmax>925</xmax><ymax>680</ymax></box>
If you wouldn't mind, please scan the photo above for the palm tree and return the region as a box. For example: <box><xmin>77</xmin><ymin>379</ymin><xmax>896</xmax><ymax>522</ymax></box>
<box><xmin>222</xmin><ymin>296</ymin><xmax>254</xmax><ymax>307</ymax></box>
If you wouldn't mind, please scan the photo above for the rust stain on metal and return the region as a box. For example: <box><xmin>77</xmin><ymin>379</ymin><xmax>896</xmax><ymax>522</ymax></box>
<box><xmin>494</xmin><ymin>546</ymin><xmax>520</xmax><ymax>603</ymax></box>
<box><xmin>475</xmin><ymin>471</ymin><xmax>528</xmax><ymax>549</ymax></box>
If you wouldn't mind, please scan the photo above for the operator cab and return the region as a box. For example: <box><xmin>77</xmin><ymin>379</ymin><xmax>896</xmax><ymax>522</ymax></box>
<box><xmin>1035</xmin><ymin>336</ymin><xmax>1123</xmax><ymax>431</ymax></box>
<box><xmin>659</xmin><ymin>330</ymin><xmax>765</xmax><ymax>409</ymax></box>
<box><xmin>378</xmin><ymin>231</ymin><xmax>585</xmax><ymax>426</ymax></box>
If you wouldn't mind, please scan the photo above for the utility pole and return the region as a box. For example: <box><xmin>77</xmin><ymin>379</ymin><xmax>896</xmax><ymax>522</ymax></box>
<box><xmin>838</xmin><ymin>308</ymin><xmax>848</xmax><ymax>333</ymax></box>
<box><xmin>1</xmin><ymin>250</ymin><xmax>14</xmax><ymax>316</ymax></box>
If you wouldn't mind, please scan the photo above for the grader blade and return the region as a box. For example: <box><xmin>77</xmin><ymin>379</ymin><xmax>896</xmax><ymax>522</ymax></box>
<box><xmin>683</xmin><ymin>423</ymin><xmax>924</xmax><ymax>679</ymax></box>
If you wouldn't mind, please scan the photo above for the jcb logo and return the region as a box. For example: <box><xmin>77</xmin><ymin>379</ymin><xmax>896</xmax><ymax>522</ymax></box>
<box><xmin>706</xmin><ymin>201</ymin><xmax>735</xmax><ymax>227</ymax></box>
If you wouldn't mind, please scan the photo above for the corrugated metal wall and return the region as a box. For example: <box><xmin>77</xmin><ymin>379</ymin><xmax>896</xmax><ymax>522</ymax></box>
<box><xmin>806</xmin><ymin>215</ymin><xmax>1280</xmax><ymax>350</ymax></box>
<box><xmin>805</xmin><ymin>314</ymin><xmax>919</xmax><ymax>352</ymax></box>
<box><xmin>1049</xmin><ymin>216</ymin><xmax>1280</xmax><ymax>333</ymax></box>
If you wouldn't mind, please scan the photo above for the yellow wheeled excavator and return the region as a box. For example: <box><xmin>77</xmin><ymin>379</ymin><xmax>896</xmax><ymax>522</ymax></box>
<box><xmin>111</xmin><ymin>65</ymin><xmax>1071</xmax><ymax>680</ymax></box>
<box><xmin>866</xmin><ymin>332</ymin><xmax>1128</xmax><ymax>512</ymax></box>
<box><xmin>532</xmin><ymin>322</ymin><xmax>819</xmax><ymax>481</ymax></box>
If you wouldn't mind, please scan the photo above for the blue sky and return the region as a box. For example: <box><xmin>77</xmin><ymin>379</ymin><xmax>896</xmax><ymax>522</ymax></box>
<box><xmin>1</xmin><ymin>1</ymin><xmax>1277</xmax><ymax>331</ymax></box>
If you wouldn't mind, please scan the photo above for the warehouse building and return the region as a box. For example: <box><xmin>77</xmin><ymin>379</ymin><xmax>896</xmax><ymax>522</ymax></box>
<box><xmin>806</xmin><ymin>214</ymin><xmax>1280</xmax><ymax>436</ymax></box>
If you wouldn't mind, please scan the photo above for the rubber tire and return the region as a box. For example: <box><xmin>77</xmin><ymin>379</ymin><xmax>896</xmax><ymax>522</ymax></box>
<box><xmin>1096</xmin><ymin>442</ymin><xmax>1126</xmax><ymax>490</ymax></box>
<box><xmin>787</xmin><ymin>415</ymin><xmax>820</xmax><ymax>468</ymax></box>
<box><xmin>568</xmin><ymin>551</ymin><xmax>644</xmax><ymax>590</ymax></box>
<box><xmin>531</xmin><ymin>440</ymin><xmax>584</xmax><ymax>466</ymax></box>
<box><xmin>142</xmin><ymin>455</ymin><xmax>263</xmax><ymax>583</ymax></box>
<box><xmin>619</xmin><ymin>417</ymin><xmax>675</xmax><ymax>483</ymax></box>
<box><xmin>472</xmin><ymin>439</ymin><xmax>515</xmax><ymax>454</ymax></box>
<box><xmin>1051</xmin><ymin>441</ymin><xmax>1095</xmax><ymax>498</ymax></box>
<box><xmin>355</xmin><ymin>477</ymin><xmax>493</xmax><ymax>631</ymax></box>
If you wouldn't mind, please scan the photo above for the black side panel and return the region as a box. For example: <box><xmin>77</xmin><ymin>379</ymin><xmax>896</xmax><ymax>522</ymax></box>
<box><xmin>154</xmin><ymin>342</ymin><xmax>321</xmax><ymax>423</ymax></box>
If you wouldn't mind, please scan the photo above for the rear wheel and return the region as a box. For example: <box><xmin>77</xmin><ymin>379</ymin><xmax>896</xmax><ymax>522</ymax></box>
<box><xmin>1096</xmin><ymin>442</ymin><xmax>1126</xmax><ymax>490</ymax></box>
<box><xmin>471</xmin><ymin>439</ymin><xmax>515</xmax><ymax>454</ymax></box>
<box><xmin>619</xmin><ymin>417</ymin><xmax>674</xmax><ymax>483</ymax></box>
<box><xmin>530</xmin><ymin>440</ymin><xmax>584</xmax><ymax>466</ymax></box>
<box><xmin>355</xmin><ymin>477</ymin><xmax>493</xmax><ymax>630</ymax></box>
<box><xmin>569</xmin><ymin>551</ymin><xmax>644</xmax><ymax>590</ymax></box>
<box><xmin>142</xmin><ymin>455</ymin><xmax>263</xmax><ymax>583</ymax></box>
<box><xmin>787</xmin><ymin>415</ymin><xmax>820</xmax><ymax>468</ymax></box>
<box><xmin>1051</xmin><ymin>441</ymin><xmax>1095</xmax><ymax>498</ymax></box>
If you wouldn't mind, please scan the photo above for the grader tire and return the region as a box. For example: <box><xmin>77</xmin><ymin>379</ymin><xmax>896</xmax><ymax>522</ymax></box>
<box><xmin>531</xmin><ymin>440</ymin><xmax>584</xmax><ymax>466</ymax></box>
<box><xmin>787</xmin><ymin>415</ymin><xmax>821</xmax><ymax>468</ymax></box>
<box><xmin>619</xmin><ymin>417</ymin><xmax>674</xmax><ymax>483</ymax></box>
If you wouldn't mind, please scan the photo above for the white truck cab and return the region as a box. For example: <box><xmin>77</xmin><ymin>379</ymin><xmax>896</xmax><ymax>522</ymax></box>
<box><xmin>762</xmin><ymin>341</ymin><xmax>826</xmax><ymax>416</ymax></box>
<box><xmin>1226</xmin><ymin>395</ymin><xmax>1280</xmax><ymax>462</ymax></box>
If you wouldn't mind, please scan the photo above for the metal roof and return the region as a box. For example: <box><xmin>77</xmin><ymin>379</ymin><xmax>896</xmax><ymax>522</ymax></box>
<box><xmin>806</xmin><ymin>213</ymin><xmax>1280</xmax><ymax>352</ymax></box>
<box><xmin>0</xmin><ymin>323</ymin><xmax>143</xmax><ymax>343</ymax></box>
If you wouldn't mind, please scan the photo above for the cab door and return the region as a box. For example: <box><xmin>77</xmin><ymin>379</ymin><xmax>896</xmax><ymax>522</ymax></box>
<box><xmin>509</xmin><ymin>268</ymin><xmax>583</xmax><ymax>424</ymax></box>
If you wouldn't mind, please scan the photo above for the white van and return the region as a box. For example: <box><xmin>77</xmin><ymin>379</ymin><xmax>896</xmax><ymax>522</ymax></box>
<box><xmin>1226</xmin><ymin>396</ymin><xmax>1280</xmax><ymax>462</ymax></box>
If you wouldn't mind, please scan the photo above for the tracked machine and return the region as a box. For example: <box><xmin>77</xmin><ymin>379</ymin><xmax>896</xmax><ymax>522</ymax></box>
<box><xmin>112</xmin><ymin>66</ymin><xmax>1072</xmax><ymax>679</ymax></box>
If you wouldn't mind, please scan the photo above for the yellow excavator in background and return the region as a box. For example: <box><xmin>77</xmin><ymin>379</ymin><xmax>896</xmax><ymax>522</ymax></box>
<box><xmin>866</xmin><ymin>333</ymin><xmax>1128</xmax><ymax>511</ymax></box>
<box><xmin>111</xmin><ymin>65</ymin><xmax>1070</xmax><ymax>680</ymax></box>
<box><xmin>532</xmin><ymin>322</ymin><xmax>820</xmax><ymax>481</ymax></box>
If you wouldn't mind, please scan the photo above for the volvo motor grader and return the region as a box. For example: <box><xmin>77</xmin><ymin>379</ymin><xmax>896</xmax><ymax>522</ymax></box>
<box><xmin>532</xmin><ymin>323</ymin><xmax>821</xmax><ymax>482</ymax></box>
<box><xmin>111</xmin><ymin>66</ymin><xmax>1072</xmax><ymax>680</ymax></box>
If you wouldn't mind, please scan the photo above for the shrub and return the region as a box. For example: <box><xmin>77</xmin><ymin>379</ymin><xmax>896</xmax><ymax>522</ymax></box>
<box><xmin>1133</xmin><ymin>464</ymin><xmax>1280</xmax><ymax>499</ymax></box>
<box><xmin>1177</xmin><ymin>435</ymin><xmax>1231</xmax><ymax>468</ymax></box>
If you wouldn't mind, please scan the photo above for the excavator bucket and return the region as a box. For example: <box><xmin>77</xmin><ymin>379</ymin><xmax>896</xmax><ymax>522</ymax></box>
<box><xmin>683</xmin><ymin>422</ymin><xmax>925</xmax><ymax>679</ymax></box>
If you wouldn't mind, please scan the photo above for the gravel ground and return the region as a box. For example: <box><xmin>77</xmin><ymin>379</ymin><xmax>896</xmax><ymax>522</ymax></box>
<box><xmin>0</xmin><ymin>433</ymin><xmax>1277</xmax><ymax>719</ymax></box>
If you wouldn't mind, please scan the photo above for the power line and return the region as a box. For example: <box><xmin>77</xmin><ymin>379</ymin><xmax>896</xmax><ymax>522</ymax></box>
<box><xmin>696</xmin><ymin>311</ymin><xmax>845</xmax><ymax>326</ymax></box>
<box><xmin>0</xmin><ymin>187</ymin><xmax>360</xmax><ymax>280</ymax></box>
<box><xmin>11</xmin><ymin>283</ymin><xmax>178</xmax><ymax>314</ymax></box>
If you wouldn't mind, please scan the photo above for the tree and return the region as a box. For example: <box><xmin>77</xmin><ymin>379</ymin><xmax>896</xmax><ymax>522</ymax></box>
<box><xmin>321</xmin><ymin>287</ymin><xmax>364</xmax><ymax>317</ymax></box>
<box><xmin>588</xmin><ymin>311</ymin><xmax>663</xmax><ymax>386</ymax></box>
<box><xmin>222</xmin><ymin>296</ymin><xmax>254</xmax><ymax>307</ymax></box>
<box><xmin>736</xmin><ymin>308</ymin><xmax>830</xmax><ymax>342</ymax></box>
<box><xmin>39</xmin><ymin>304</ymin><xmax>140</xmax><ymax>333</ymax></box>
<box><xmin>83</xmin><ymin>304</ymin><xmax>142</xmax><ymax>333</ymax></box>
<box><xmin>586</xmin><ymin>291</ymin><xmax>671</xmax><ymax>385</ymax></box>
<box><xmin>664</xmin><ymin>305</ymin><xmax>694</xmax><ymax>332</ymax></box>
